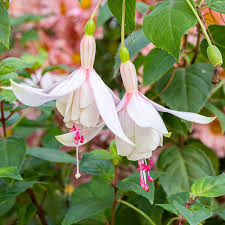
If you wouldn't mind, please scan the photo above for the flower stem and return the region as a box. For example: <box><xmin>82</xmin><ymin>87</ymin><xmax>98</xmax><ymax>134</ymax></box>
<box><xmin>117</xmin><ymin>199</ymin><xmax>156</xmax><ymax>225</ymax></box>
<box><xmin>111</xmin><ymin>165</ymin><xmax>118</xmax><ymax>225</ymax></box>
<box><xmin>185</xmin><ymin>0</ymin><xmax>212</xmax><ymax>46</ymax></box>
<box><xmin>167</xmin><ymin>217</ymin><xmax>180</xmax><ymax>225</ymax></box>
<box><xmin>90</xmin><ymin>0</ymin><xmax>102</xmax><ymax>19</ymax></box>
<box><xmin>121</xmin><ymin>0</ymin><xmax>126</xmax><ymax>47</ymax></box>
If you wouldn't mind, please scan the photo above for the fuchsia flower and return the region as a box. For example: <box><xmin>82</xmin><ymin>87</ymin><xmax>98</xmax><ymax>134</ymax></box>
<box><xmin>115</xmin><ymin>56</ymin><xmax>215</xmax><ymax>191</ymax></box>
<box><xmin>11</xmin><ymin>20</ymin><xmax>132</xmax><ymax>179</ymax></box>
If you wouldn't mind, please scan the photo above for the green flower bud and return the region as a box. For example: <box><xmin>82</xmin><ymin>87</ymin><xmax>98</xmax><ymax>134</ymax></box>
<box><xmin>120</xmin><ymin>46</ymin><xmax>130</xmax><ymax>63</ymax></box>
<box><xmin>207</xmin><ymin>45</ymin><xmax>223</xmax><ymax>67</ymax></box>
<box><xmin>110</xmin><ymin>140</ymin><xmax>121</xmax><ymax>166</ymax></box>
<box><xmin>84</xmin><ymin>19</ymin><xmax>95</xmax><ymax>36</ymax></box>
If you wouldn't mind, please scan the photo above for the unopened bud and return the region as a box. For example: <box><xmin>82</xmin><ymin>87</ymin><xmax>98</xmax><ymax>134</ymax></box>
<box><xmin>120</xmin><ymin>46</ymin><xmax>130</xmax><ymax>63</ymax></box>
<box><xmin>85</xmin><ymin>19</ymin><xmax>95</xmax><ymax>36</ymax></box>
<box><xmin>207</xmin><ymin>45</ymin><xmax>223</xmax><ymax>67</ymax></box>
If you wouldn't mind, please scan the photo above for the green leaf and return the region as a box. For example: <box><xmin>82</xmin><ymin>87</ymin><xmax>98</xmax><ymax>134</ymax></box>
<box><xmin>0</xmin><ymin>197</ymin><xmax>16</xmax><ymax>216</ymax></box>
<box><xmin>0</xmin><ymin>0</ymin><xmax>10</xmax><ymax>48</ymax></box>
<box><xmin>157</xmin><ymin>203</ymin><xmax>178</xmax><ymax>214</ymax></box>
<box><xmin>114</xmin><ymin>29</ymin><xmax>150</xmax><ymax>75</ymax></box>
<box><xmin>108</xmin><ymin>0</ymin><xmax>136</xmax><ymax>33</ymax></box>
<box><xmin>63</xmin><ymin>177</ymin><xmax>113</xmax><ymax>225</ymax></box>
<box><xmin>156</xmin><ymin>63</ymin><xmax>213</xmax><ymax>113</ymax></box>
<box><xmin>189</xmin><ymin>141</ymin><xmax>220</xmax><ymax>175</ymax></box>
<box><xmin>143</xmin><ymin>48</ymin><xmax>175</xmax><ymax>85</ymax></box>
<box><xmin>27</xmin><ymin>147</ymin><xmax>76</xmax><ymax>164</ymax></box>
<box><xmin>0</xmin><ymin>57</ymin><xmax>29</xmax><ymax>74</ymax></box>
<box><xmin>206</xmin><ymin>0</ymin><xmax>225</xmax><ymax>13</ymax></box>
<box><xmin>0</xmin><ymin>136</ymin><xmax>26</xmax><ymax>171</ymax></box>
<box><xmin>11</xmin><ymin>13</ymin><xmax>49</xmax><ymax>27</ymax></box>
<box><xmin>0</xmin><ymin>181</ymin><xmax>38</xmax><ymax>201</ymax></box>
<box><xmin>20</xmin><ymin>28</ymin><xmax>39</xmax><ymax>45</ymax></box>
<box><xmin>97</xmin><ymin>2</ymin><xmax>113</xmax><ymax>27</ymax></box>
<box><xmin>86</xmin><ymin>149</ymin><xmax>118</xmax><ymax>160</ymax></box>
<box><xmin>117</xmin><ymin>171</ymin><xmax>161</xmax><ymax>204</ymax></box>
<box><xmin>43</xmin><ymin>127</ymin><xmax>63</xmax><ymax>149</ymax></box>
<box><xmin>157</xmin><ymin>145</ymin><xmax>215</xmax><ymax>195</ymax></box>
<box><xmin>143</xmin><ymin>0</ymin><xmax>196</xmax><ymax>61</ymax></box>
<box><xmin>136</xmin><ymin>2</ymin><xmax>149</xmax><ymax>14</ymax></box>
<box><xmin>21</xmin><ymin>48</ymin><xmax>48</xmax><ymax>69</ymax></box>
<box><xmin>205</xmin><ymin>102</ymin><xmax>225</xmax><ymax>133</ymax></box>
<box><xmin>0</xmin><ymin>72</ymin><xmax>17</xmax><ymax>85</ymax></box>
<box><xmin>80</xmin><ymin>151</ymin><xmax>114</xmax><ymax>179</ymax></box>
<box><xmin>42</xmin><ymin>64</ymin><xmax>74</xmax><ymax>75</ymax></box>
<box><xmin>214</xmin><ymin>208</ymin><xmax>225</xmax><ymax>220</ymax></box>
<box><xmin>174</xmin><ymin>201</ymin><xmax>212</xmax><ymax>225</ymax></box>
<box><xmin>200</xmin><ymin>25</ymin><xmax>225</xmax><ymax>68</ymax></box>
<box><xmin>0</xmin><ymin>167</ymin><xmax>22</xmax><ymax>180</ymax></box>
<box><xmin>191</xmin><ymin>173</ymin><xmax>225</xmax><ymax>197</ymax></box>
<box><xmin>0</xmin><ymin>89</ymin><xmax>16</xmax><ymax>102</ymax></box>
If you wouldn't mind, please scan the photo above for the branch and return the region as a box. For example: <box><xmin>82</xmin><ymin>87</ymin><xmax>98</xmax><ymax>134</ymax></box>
<box><xmin>26</xmin><ymin>188</ymin><xmax>48</xmax><ymax>225</ymax></box>
<box><xmin>1</xmin><ymin>101</ymin><xmax>7</xmax><ymax>138</ymax></box>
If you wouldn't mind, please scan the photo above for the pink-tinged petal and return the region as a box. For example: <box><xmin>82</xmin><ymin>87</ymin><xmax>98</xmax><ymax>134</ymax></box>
<box><xmin>109</xmin><ymin>89</ymin><xmax>120</xmax><ymax>106</ymax></box>
<box><xmin>89</xmin><ymin>70</ymin><xmax>134</xmax><ymax>145</ymax></box>
<box><xmin>11</xmin><ymin>79</ymin><xmax>57</xmax><ymax>107</ymax></box>
<box><xmin>127</xmin><ymin>93</ymin><xmax>168</xmax><ymax>134</ymax></box>
<box><xmin>55</xmin><ymin>123</ymin><xmax>105</xmax><ymax>147</ymax></box>
<box><xmin>143</xmin><ymin>95</ymin><xmax>215</xmax><ymax>124</ymax></box>
<box><xmin>11</xmin><ymin>69</ymin><xmax>85</xmax><ymax>107</ymax></box>
<box><xmin>48</xmin><ymin>68</ymin><xmax>85</xmax><ymax>96</ymax></box>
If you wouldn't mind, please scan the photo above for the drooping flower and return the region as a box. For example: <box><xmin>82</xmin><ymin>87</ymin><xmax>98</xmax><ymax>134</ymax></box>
<box><xmin>11</xmin><ymin>19</ymin><xmax>132</xmax><ymax>179</ymax></box>
<box><xmin>115</xmin><ymin>47</ymin><xmax>215</xmax><ymax>191</ymax></box>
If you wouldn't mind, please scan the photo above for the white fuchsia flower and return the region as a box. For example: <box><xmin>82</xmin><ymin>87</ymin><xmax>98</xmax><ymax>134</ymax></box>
<box><xmin>11</xmin><ymin>19</ymin><xmax>132</xmax><ymax>179</ymax></box>
<box><xmin>116</xmin><ymin>47</ymin><xmax>215</xmax><ymax>191</ymax></box>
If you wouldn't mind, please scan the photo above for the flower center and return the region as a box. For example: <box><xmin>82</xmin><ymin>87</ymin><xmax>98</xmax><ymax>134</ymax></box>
<box><xmin>137</xmin><ymin>158</ymin><xmax>153</xmax><ymax>192</ymax></box>
<box><xmin>70</xmin><ymin>123</ymin><xmax>85</xmax><ymax>179</ymax></box>
<box><xmin>80</xmin><ymin>0</ymin><xmax>92</xmax><ymax>10</ymax></box>
<box><xmin>209</xmin><ymin>119</ymin><xmax>223</xmax><ymax>135</ymax></box>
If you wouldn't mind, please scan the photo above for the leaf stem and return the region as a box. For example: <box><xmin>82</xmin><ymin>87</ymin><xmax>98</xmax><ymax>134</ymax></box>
<box><xmin>178</xmin><ymin>196</ymin><xmax>198</xmax><ymax>225</ymax></box>
<box><xmin>167</xmin><ymin>217</ymin><xmax>180</xmax><ymax>225</ymax></box>
<box><xmin>90</xmin><ymin>0</ymin><xmax>102</xmax><ymax>19</ymax></box>
<box><xmin>185</xmin><ymin>0</ymin><xmax>212</xmax><ymax>46</ymax></box>
<box><xmin>209</xmin><ymin>78</ymin><xmax>225</xmax><ymax>98</ymax></box>
<box><xmin>117</xmin><ymin>199</ymin><xmax>156</xmax><ymax>225</ymax></box>
<box><xmin>121</xmin><ymin>0</ymin><xmax>126</xmax><ymax>47</ymax></box>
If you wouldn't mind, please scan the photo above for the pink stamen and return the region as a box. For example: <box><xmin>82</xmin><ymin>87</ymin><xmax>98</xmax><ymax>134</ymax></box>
<box><xmin>73</xmin><ymin>136</ymin><xmax>78</xmax><ymax>145</ymax></box>
<box><xmin>70</xmin><ymin>124</ymin><xmax>76</xmax><ymax>132</ymax></box>
<box><xmin>141</xmin><ymin>163</ymin><xmax>145</xmax><ymax>170</ymax></box>
<box><xmin>145</xmin><ymin>184</ymin><xmax>149</xmax><ymax>192</ymax></box>
<box><xmin>149</xmin><ymin>159</ymin><xmax>153</xmax><ymax>166</ymax></box>
<box><xmin>145</xmin><ymin>165</ymin><xmax>149</xmax><ymax>172</ymax></box>
<box><xmin>141</xmin><ymin>182</ymin><xmax>145</xmax><ymax>189</ymax></box>
<box><xmin>148</xmin><ymin>175</ymin><xmax>153</xmax><ymax>182</ymax></box>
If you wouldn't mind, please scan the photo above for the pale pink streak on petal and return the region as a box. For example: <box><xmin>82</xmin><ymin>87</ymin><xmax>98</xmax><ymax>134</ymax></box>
<box><xmin>140</xmin><ymin>94</ymin><xmax>215</xmax><ymax>124</ymax></box>
<box><xmin>55</xmin><ymin>122</ymin><xmax>105</xmax><ymax>147</ymax></box>
<box><xmin>89</xmin><ymin>70</ymin><xmax>134</xmax><ymax>145</ymax></box>
<box><xmin>127</xmin><ymin>92</ymin><xmax>168</xmax><ymax>134</ymax></box>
